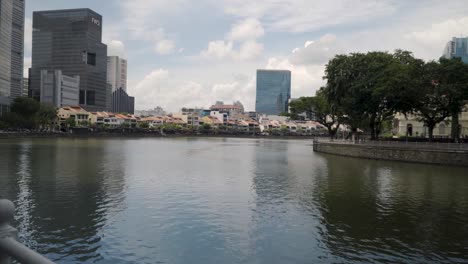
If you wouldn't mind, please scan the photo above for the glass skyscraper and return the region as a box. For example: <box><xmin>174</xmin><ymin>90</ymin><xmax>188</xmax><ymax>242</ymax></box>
<box><xmin>255</xmin><ymin>69</ymin><xmax>291</xmax><ymax>115</ymax></box>
<box><xmin>0</xmin><ymin>0</ymin><xmax>24</xmax><ymax>115</ymax></box>
<box><xmin>31</xmin><ymin>8</ymin><xmax>107</xmax><ymax>111</ymax></box>
<box><xmin>442</xmin><ymin>37</ymin><xmax>468</xmax><ymax>64</ymax></box>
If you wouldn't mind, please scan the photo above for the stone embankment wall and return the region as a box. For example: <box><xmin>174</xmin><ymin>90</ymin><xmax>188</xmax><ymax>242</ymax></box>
<box><xmin>313</xmin><ymin>141</ymin><xmax>468</xmax><ymax>167</ymax></box>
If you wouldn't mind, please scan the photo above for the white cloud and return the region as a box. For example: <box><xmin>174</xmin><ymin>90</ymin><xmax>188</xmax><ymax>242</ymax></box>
<box><xmin>227</xmin><ymin>18</ymin><xmax>264</xmax><ymax>41</ymax></box>
<box><xmin>290</xmin><ymin>33</ymin><xmax>339</xmax><ymax>65</ymax></box>
<box><xmin>131</xmin><ymin>68</ymin><xmax>256</xmax><ymax>111</ymax></box>
<box><xmin>118</xmin><ymin>1</ymin><xmax>180</xmax><ymax>55</ymax></box>
<box><xmin>239</xmin><ymin>40</ymin><xmax>263</xmax><ymax>60</ymax></box>
<box><xmin>223</xmin><ymin>0</ymin><xmax>396</xmax><ymax>32</ymax></box>
<box><xmin>266</xmin><ymin>57</ymin><xmax>325</xmax><ymax>98</ymax></box>
<box><xmin>155</xmin><ymin>39</ymin><xmax>175</xmax><ymax>55</ymax></box>
<box><xmin>132</xmin><ymin>69</ymin><xmax>209</xmax><ymax>111</ymax></box>
<box><xmin>405</xmin><ymin>17</ymin><xmax>468</xmax><ymax>48</ymax></box>
<box><xmin>200</xmin><ymin>40</ymin><xmax>263</xmax><ymax>61</ymax></box>
<box><xmin>200</xmin><ymin>17</ymin><xmax>265</xmax><ymax>61</ymax></box>
<box><xmin>201</xmin><ymin>40</ymin><xmax>234</xmax><ymax>59</ymax></box>
<box><xmin>107</xmin><ymin>40</ymin><xmax>127</xmax><ymax>58</ymax></box>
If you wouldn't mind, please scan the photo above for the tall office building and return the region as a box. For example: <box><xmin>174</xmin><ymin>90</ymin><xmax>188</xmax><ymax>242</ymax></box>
<box><xmin>107</xmin><ymin>56</ymin><xmax>127</xmax><ymax>92</ymax></box>
<box><xmin>0</xmin><ymin>0</ymin><xmax>24</xmax><ymax>115</ymax></box>
<box><xmin>255</xmin><ymin>69</ymin><xmax>291</xmax><ymax>115</ymax></box>
<box><xmin>31</xmin><ymin>8</ymin><xmax>107</xmax><ymax>111</ymax></box>
<box><xmin>112</xmin><ymin>87</ymin><xmax>134</xmax><ymax>114</ymax></box>
<box><xmin>442</xmin><ymin>37</ymin><xmax>468</xmax><ymax>64</ymax></box>
<box><xmin>22</xmin><ymin>77</ymin><xmax>28</xmax><ymax>96</ymax></box>
<box><xmin>10</xmin><ymin>0</ymin><xmax>24</xmax><ymax>98</ymax></box>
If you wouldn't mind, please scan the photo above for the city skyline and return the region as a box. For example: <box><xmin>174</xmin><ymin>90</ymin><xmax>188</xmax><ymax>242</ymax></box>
<box><xmin>21</xmin><ymin>0</ymin><xmax>468</xmax><ymax>111</ymax></box>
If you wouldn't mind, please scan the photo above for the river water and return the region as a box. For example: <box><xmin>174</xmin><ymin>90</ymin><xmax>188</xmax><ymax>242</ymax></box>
<box><xmin>0</xmin><ymin>137</ymin><xmax>467</xmax><ymax>263</ymax></box>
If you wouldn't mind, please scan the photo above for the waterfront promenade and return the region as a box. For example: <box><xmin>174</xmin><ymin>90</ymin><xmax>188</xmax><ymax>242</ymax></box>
<box><xmin>313</xmin><ymin>139</ymin><xmax>468</xmax><ymax>166</ymax></box>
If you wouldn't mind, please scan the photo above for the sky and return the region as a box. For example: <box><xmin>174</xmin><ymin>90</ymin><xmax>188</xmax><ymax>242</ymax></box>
<box><xmin>24</xmin><ymin>0</ymin><xmax>468</xmax><ymax>112</ymax></box>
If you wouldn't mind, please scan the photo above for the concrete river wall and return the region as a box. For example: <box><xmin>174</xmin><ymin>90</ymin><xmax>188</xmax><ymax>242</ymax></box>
<box><xmin>313</xmin><ymin>140</ymin><xmax>468</xmax><ymax>167</ymax></box>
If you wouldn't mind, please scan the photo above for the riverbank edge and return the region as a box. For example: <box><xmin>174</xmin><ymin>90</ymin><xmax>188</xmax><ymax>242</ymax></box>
<box><xmin>313</xmin><ymin>141</ymin><xmax>468</xmax><ymax>167</ymax></box>
<box><xmin>0</xmin><ymin>132</ymin><xmax>316</xmax><ymax>141</ymax></box>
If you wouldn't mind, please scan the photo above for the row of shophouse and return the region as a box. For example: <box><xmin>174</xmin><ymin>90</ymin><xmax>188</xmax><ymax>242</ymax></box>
<box><xmin>56</xmin><ymin>106</ymin><xmax>326</xmax><ymax>134</ymax></box>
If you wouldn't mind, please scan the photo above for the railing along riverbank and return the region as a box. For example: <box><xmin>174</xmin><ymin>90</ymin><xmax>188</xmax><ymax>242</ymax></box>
<box><xmin>313</xmin><ymin>139</ymin><xmax>468</xmax><ymax>166</ymax></box>
<box><xmin>0</xmin><ymin>199</ymin><xmax>55</xmax><ymax>264</ymax></box>
<box><xmin>314</xmin><ymin>138</ymin><xmax>468</xmax><ymax>151</ymax></box>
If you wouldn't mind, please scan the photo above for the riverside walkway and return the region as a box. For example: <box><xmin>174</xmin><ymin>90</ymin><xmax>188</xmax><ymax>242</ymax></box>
<box><xmin>314</xmin><ymin>138</ymin><xmax>468</xmax><ymax>151</ymax></box>
<box><xmin>313</xmin><ymin>139</ymin><xmax>468</xmax><ymax>166</ymax></box>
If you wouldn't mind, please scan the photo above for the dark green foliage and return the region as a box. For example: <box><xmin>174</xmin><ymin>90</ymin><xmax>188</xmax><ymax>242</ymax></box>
<box><xmin>321</xmin><ymin>50</ymin><xmax>468</xmax><ymax>141</ymax></box>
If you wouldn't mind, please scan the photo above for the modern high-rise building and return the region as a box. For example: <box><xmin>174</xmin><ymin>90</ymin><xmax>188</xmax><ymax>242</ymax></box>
<box><xmin>105</xmin><ymin>83</ymin><xmax>112</xmax><ymax>111</ymax></box>
<box><xmin>442</xmin><ymin>37</ymin><xmax>468</xmax><ymax>64</ymax></box>
<box><xmin>255</xmin><ymin>69</ymin><xmax>291</xmax><ymax>115</ymax></box>
<box><xmin>107</xmin><ymin>56</ymin><xmax>127</xmax><ymax>92</ymax></box>
<box><xmin>39</xmin><ymin>69</ymin><xmax>80</xmax><ymax>107</ymax></box>
<box><xmin>22</xmin><ymin>77</ymin><xmax>28</xmax><ymax>96</ymax></box>
<box><xmin>0</xmin><ymin>0</ymin><xmax>24</xmax><ymax>115</ymax></box>
<box><xmin>31</xmin><ymin>8</ymin><xmax>107</xmax><ymax>111</ymax></box>
<box><xmin>112</xmin><ymin>87</ymin><xmax>134</xmax><ymax>114</ymax></box>
<box><xmin>10</xmin><ymin>0</ymin><xmax>24</xmax><ymax>98</ymax></box>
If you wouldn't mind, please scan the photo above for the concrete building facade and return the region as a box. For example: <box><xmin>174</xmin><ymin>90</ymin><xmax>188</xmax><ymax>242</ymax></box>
<box><xmin>106</xmin><ymin>56</ymin><xmax>127</xmax><ymax>92</ymax></box>
<box><xmin>0</xmin><ymin>0</ymin><xmax>24</xmax><ymax>114</ymax></box>
<box><xmin>31</xmin><ymin>8</ymin><xmax>107</xmax><ymax>111</ymax></box>
<box><xmin>40</xmin><ymin>69</ymin><xmax>80</xmax><ymax>107</ymax></box>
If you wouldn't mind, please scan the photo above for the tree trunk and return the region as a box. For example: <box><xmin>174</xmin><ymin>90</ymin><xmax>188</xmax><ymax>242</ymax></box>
<box><xmin>451</xmin><ymin>112</ymin><xmax>460</xmax><ymax>143</ymax></box>
<box><xmin>328</xmin><ymin>126</ymin><xmax>335</xmax><ymax>141</ymax></box>
<box><xmin>369</xmin><ymin>113</ymin><xmax>377</xmax><ymax>140</ymax></box>
<box><xmin>428</xmin><ymin>125</ymin><xmax>434</xmax><ymax>142</ymax></box>
<box><xmin>351</xmin><ymin>128</ymin><xmax>357</xmax><ymax>143</ymax></box>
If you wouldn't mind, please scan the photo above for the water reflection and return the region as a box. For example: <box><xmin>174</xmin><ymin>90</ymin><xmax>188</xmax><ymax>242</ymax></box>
<box><xmin>1</xmin><ymin>138</ymin><xmax>468</xmax><ymax>263</ymax></box>
<box><xmin>314</xmin><ymin>154</ymin><xmax>468</xmax><ymax>263</ymax></box>
<box><xmin>0</xmin><ymin>138</ymin><xmax>127</xmax><ymax>263</ymax></box>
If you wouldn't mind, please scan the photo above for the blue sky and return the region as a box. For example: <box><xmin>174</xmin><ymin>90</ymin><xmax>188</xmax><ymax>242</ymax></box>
<box><xmin>24</xmin><ymin>0</ymin><xmax>468</xmax><ymax>111</ymax></box>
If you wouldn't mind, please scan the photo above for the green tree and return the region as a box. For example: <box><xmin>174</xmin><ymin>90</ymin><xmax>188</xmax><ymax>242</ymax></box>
<box><xmin>435</xmin><ymin>58</ymin><xmax>468</xmax><ymax>141</ymax></box>
<box><xmin>36</xmin><ymin>104</ymin><xmax>57</xmax><ymax>130</ymax></box>
<box><xmin>10</xmin><ymin>97</ymin><xmax>40</xmax><ymax>120</ymax></box>
<box><xmin>289</xmin><ymin>97</ymin><xmax>317</xmax><ymax>120</ymax></box>
<box><xmin>119</xmin><ymin>122</ymin><xmax>130</xmax><ymax>128</ymax></box>
<box><xmin>323</xmin><ymin>53</ymin><xmax>370</xmax><ymax>141</ymax></box>
<box><xmin>202</xmin><ymin>123</ymin><xmax>211</xmax><ymax>132</ymax></box>
<box><xmin>323</xmin><ymin>50</ymin><xmax>424</xmax><ymax>140</ymax></box>
<box><xmin>139</xmin><ymin>122</ymin><xmax>150</xmax><ymax>129</ymax></box>
<box><xmin>413</xmin><ymin>61</ymin><xmax>451</xmax><ymax>141</ymax></box>
<box><xmin>2</xmin><ymin>97</ymin><xmax>41</xmax><ymax>129</ymax></box>
<box><xmin>280</xmin><ymin>125</ymin><xmax>289</xmax><ymax>136</ymax></box>
<box><xmin>65</xmin><ymin>117</ymin><xmax>75</xmax><ymax>129</ymax></box>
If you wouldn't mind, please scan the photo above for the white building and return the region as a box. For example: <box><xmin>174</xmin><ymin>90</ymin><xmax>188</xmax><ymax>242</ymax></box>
<box><xmin>107</xmin><ymin>56</ymin><xmax>127</xmax><ymax>92</ymax></box>
<box><xmin>40</xmin><ymin>70</ymin><xmax>80</xmax><ymax>107</ymax></box>
<box><xmin>210</xmin><ymin>111</ymin><xmax>228</xmax><ymax>125</ymax></box>
<box><xmin>173</xmin><ymin>113</ymin><xmax>200</xmax><ymax>126</ymax></box>
<box><xmin>394</xmin><ymin>111</ymin><xmax>468</xmax><ymax>138</ymax></box>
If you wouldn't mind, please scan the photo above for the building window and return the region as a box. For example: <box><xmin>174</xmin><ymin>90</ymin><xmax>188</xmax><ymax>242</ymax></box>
<box><xmin>87</xmin><ymin>52</ymin><xmax>96</xmax><ymax>66</ymax></box>
<box><xmin>86</xmin><ymin>91</ymin><xmax>96</xmax><ymax>106</ymax></box>
<box><xmin>79</xmin><ymin>90</ymin><xmax>85</xmax><ymax>104</ymax></box>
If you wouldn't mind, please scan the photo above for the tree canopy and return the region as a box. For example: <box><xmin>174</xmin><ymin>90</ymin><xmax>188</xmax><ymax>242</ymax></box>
<box><xmin>319</xmin><ymin>50</ymin><xmax>468</xmax><ymax>141</ymax></box>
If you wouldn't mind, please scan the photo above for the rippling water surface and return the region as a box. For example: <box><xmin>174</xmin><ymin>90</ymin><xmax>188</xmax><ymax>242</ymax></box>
<box><xmin>1</xmin><ymin>137</ymin><xmax>468</xmax><ymax>263</ymax></box>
